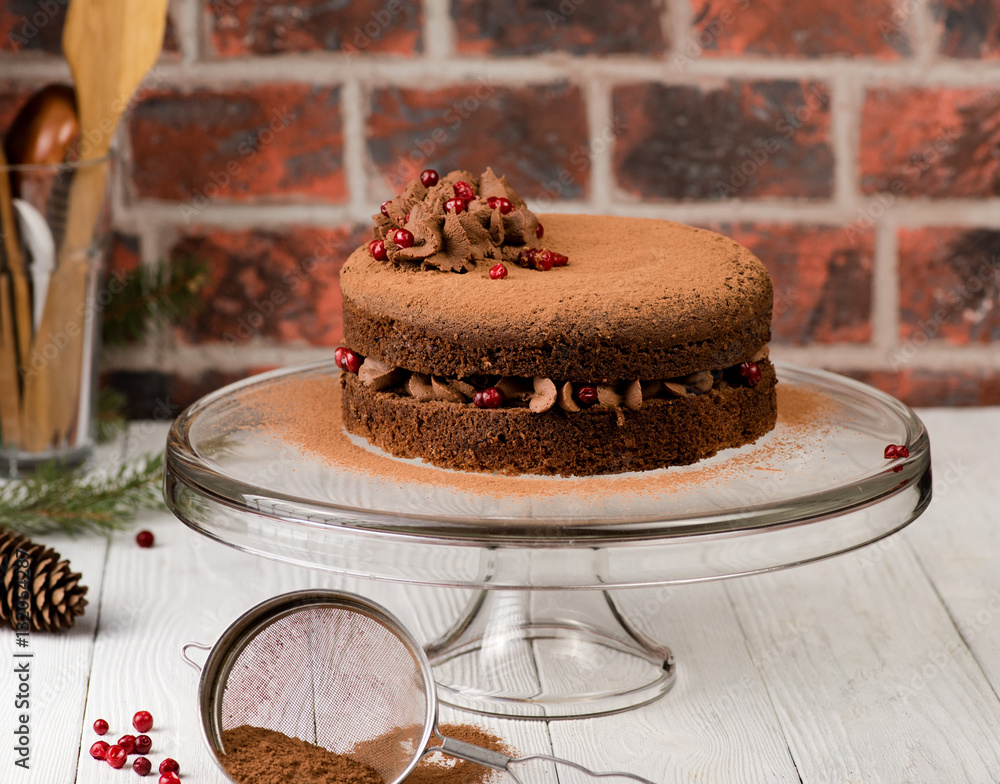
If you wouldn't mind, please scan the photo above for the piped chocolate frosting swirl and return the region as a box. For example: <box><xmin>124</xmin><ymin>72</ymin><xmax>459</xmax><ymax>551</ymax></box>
<box><xmin>373</xmin><ymin>168</ymin><xmax>543</xmax><ymax>273</ymax></box>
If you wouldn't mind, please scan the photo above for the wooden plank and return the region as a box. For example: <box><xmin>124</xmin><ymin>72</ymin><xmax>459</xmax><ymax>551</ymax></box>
<box><xmin>75</xmin><ymin>423</ymin><xmax>317</xmax><ymax>783</ymax></box>
<box><xmin>544</xmin><ymin>582</ymin><xmax>799</xmax><ymax>783</ymax></box>
<box><xmin>0</xmin><ymin>435</ymin><xmax>123</xmax><ymax>781</ymax></box>
<box><xmin>342</xmin><ymin>579</ymin><xmax>560</xmax><ymax>783</ymax></box>
<box><xmin>728</xmin><ymin>535</ymin><xmax>1000</xmax><ymax>783</ymax></box>
<box><xmin>900</xmin><ymin>410</ymin><xmax>1000</xmax><ymax>716</ymax></box>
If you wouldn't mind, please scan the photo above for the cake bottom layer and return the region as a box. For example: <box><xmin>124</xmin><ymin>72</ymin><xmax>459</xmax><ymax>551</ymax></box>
<box><xmin>341</xmin><ymin>360</ymin><xmax>778</xmax><ymax>476</ymax></box>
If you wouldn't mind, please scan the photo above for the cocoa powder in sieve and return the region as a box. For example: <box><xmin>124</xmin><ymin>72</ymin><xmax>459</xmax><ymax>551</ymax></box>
<box><xmin>220</xmin><ymin>723</ymin><xmax>512</xmax><ymax>784</ymax></box>
<box><xmin>221</xmin><ymin>725</ymin><xmax>384</xmax><ymax>784</ymax></box>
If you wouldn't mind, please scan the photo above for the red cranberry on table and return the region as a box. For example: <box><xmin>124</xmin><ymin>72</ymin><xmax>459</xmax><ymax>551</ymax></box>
<box><xmin>90</xmin><ymin>741</ymin><xmax>110</xmax><ymax>760</ymax></box>
<box><xmin>93</xmin><ymin>718</ymin><xmax>109</xmax><ymax>735</ymax></box>
<box><xmin>473</xmin><ymin>388</ymin><xmax>504</xmax><ymax>409</ymax></box>
<box><xmin>393</xmin><ymin>228</ymin><xmax>415</xmax><ymax>248</ymax></box>
<box><xmin>551</xmin><ymin>251</ymin><xmax>568</xmax><ymax>267</ymax></box>
<box><xmin>134</xmin><ymin>757</ymin><xmax>152</xmax><ymax>776</ymax></box>
<box><xmin>884</xmin><ymin>444</ymin><xmax>910</xmax><ymax>460</ymax></box>
<box><xmin>117</xmin><ymin>734</ymin><xmax>136</xmax><ymax>755</ymax></box>
<box><xmin>135</xmin><ymin>530</ymin><xmax>154</xmax><ymax>548</ymax></box>
<box><xmin>135</xmin><ymin>734</ymin><xmax>152</xmax><ymax>754</ymax></box>
<box><xmin>159</xmin><ymin>775</ymin><xmax>181</xmax><ymax>784</ymax></box>
<box><xmin>737</xmin><ymin>361</ymin><xmax>762</xmax><ymax>388</ymax></box>
<box><xmin>489</xmin><ymin>263</ymin><xmax>508</xmax><ymax>280</ymax></box>
<box><xmin>575</xmin><ymin>386</ymin><xmax>599</xmax><ymax>406</ymax></box>
<box><xmin>444</xmin><ymin>197</ymin><xmax>467</xmax><ymax>214</ymax></box>
<box><xmin>420</xmin><ymin>169</ymin><xmax>439</xmax><ymax>187</ymax></box>
<box><xmin>368</xmin><ymin>239</ymin><xmax>387</xmax><ymax>261</ymax></box>
<box><xmin>453</xmin><ymin>180</ymin><xmax>475</xmax><ymax>200</ymax></box>
<box><xmin>159</xmin><ymin>758</ymin><xmax>180</xmax><ymax>775</ymax></box>
<box><xmin>106</xmin><ymin>745</ymin><xmax>127</xmax><ymax>769</ymax></box>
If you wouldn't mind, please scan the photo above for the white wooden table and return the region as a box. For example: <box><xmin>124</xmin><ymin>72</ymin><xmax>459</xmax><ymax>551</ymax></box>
<box><xmin>2</xmin><ymin>409</ymin><xmax>999</xmax><ymax>784</ymax></box>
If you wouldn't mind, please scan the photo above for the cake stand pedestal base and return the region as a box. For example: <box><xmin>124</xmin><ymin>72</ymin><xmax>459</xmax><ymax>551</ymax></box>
<box><xmin>426</xmin><ymin>589</ymin><xmax>676</xmax><ymax>719</ymax></box>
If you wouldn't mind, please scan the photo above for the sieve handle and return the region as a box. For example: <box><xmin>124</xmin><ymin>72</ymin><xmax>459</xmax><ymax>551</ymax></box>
<box><xmin>180</xmin><ymin>641</ymin><xmax>212</xmax><ymax>673</ymax></box>
<box><xmin>437</xmin><ymin>737</ymin><xmax>512</xmax><ymax>770</ymax></box>
<box><xmin>513</xmin><ymin>754</ymin><xmax>659</xmax><ymax>784</ymax></box>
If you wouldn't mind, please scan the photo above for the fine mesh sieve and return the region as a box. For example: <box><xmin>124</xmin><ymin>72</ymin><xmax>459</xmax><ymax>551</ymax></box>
<box><xmin>182</xmin><ymin>590</ymin><xmax>659</xmax><ymax>784</ymax></box>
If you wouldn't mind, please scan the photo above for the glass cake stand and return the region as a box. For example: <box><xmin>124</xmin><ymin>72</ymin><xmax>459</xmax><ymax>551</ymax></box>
<box><xmin>164</xmin><ymin>361</ymin><xmax>931</xmax><ymax>719</ymax></box>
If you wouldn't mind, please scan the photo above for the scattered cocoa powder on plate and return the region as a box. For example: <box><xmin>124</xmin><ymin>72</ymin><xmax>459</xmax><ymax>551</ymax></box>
<box><xmin>221</xmin><ymin>725</ymin><xmax>384</xmax><ymax>784</ymax></box>
<box><xmin>236</xmin><ymin>373</ymin><xmax>840</xmax><ymax>503</ymax></box>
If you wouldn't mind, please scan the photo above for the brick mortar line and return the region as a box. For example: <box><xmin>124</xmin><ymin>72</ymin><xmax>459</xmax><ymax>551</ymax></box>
<box><xmin>340</xmin><ymin>79</ymin><xmax>374</xmax><ymax>224</ymax></box>
<box><xmin>585</xmin><ymin>78</ymin><xmax>613</xmax><ymax>212</ymax></box>
<box><xmin>423</xmin><ymin>0</ymin><xmax>455</xmax><ymax>59</ymax></box>
<box><xmin>100</xmin><ymin>342</ymin><xmax>1000</xmax><ymax>377</ymax></box>
<box><xmin>9</xmin><ymin>54</ymin><xmax>1000</xmax><ymax>87</ymax></box>
<box><xmin>666</xmin><ymin>0</ymin><xmax>691</xmax><ymax>56</ymax></box>
<box><xmin>871</xmin><ymin>220</ymin><xmax>901</xmax><ymax>352</ymax></box>
<box><xmin>117</xmin><ymin>199</ymin><xmax>1000</xmax><ymax>231</ymax></box>
<box><xmin>831</xmin><ymin>71</ymin><xmax>861</xmax><ymax>210</ymax></box>
<box><xmin>174</xmin><ymin>0</ymin><xmax>202</xmax><ymax>65</ymax></box>
<box><xmin>913</xmin><ymin>0</ymin><xmax>939</xmax><ymax>63</ymax></box>
<box><xmin>773</xmin><ymin>344</ymin><xmax>1000</xmax><ymax>372</ymax></box>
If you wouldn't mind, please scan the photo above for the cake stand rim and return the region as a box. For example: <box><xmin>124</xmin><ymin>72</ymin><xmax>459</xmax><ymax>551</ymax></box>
<box><xmin>164</xmin><ymin>359</ymin><xmax>929</xmax><ymax>542</ymax></box>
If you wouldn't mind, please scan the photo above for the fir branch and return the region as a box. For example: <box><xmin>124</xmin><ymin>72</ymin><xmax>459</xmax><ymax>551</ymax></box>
<box><xmin>0</xmin><ymin>453</ymin><xmax>164</xmax><ymax>537</ymax></box>
<box><xmin>96</xmin><ymin>387</ymin><xmax>128</xmax><ymax>444</ymax></box>
<box><xmin>102</xmin><ymin>255</ymin><xmax>208</xmax><ymax>348</ymax></box>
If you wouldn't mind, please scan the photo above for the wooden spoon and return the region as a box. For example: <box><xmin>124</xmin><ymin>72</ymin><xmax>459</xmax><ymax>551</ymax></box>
<box><xmin>3</xmin><ymin>84</ymin><xmax>79</xmax><ymax>197</ymax></box>
<box><xmin>0</xmin><ymin>146</ymin><xmax>32</xmax><ymax>379</ymax></box>
<box><xmin>24</xmin><ymin>0</ymin><xmax>169</xmax><ymax>450</ymax></box>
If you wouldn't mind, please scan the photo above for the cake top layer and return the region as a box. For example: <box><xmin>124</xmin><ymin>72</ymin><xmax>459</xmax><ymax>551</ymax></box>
<box><xmin>341</xmin><ymin>213</ymin><xmax>772</xmax><ymax>352</ymax></box>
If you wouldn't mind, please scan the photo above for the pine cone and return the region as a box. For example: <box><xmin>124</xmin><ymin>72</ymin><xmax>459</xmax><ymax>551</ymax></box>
<box><xmin>0</xmin><ymin>528</ymin><xmax>88</xmax><ymax>633</ymax></box>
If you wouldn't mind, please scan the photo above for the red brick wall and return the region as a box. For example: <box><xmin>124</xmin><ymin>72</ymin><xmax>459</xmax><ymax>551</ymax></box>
<box><xmin>3</xmin><ymin>0</ymin><xmax>1000</xmax><ymax>407</ymax></box>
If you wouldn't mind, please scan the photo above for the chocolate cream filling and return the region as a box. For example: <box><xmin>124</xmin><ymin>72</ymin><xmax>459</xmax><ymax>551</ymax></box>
<box><xmin>349</xmin><ymin>345</ymin><xmax>771</xmax><ymax>415</ymax></box>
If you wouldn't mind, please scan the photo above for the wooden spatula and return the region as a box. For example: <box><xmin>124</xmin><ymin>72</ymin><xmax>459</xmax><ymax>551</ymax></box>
<box><xmin>24</xmin><ymin>0</ymin><xmax>169</xmax><ymax>450</ymax></box>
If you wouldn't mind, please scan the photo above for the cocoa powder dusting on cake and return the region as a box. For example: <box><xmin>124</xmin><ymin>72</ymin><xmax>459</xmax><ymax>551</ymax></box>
<box><xmin>238</xmin><ymin>373</ymin><xmax>838</xmax><ymax>501</ymax></box>
<box><xmin>221</xmin><ymin>725</ymin><xmax>384</xmax><ymax>784</ymax></box>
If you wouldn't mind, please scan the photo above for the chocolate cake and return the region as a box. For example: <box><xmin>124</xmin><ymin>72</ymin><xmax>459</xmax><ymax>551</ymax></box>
<box><xmin>336</xmin><ymin>168</ymin><xmax>776</xmax><ymax>476</ymax></box>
